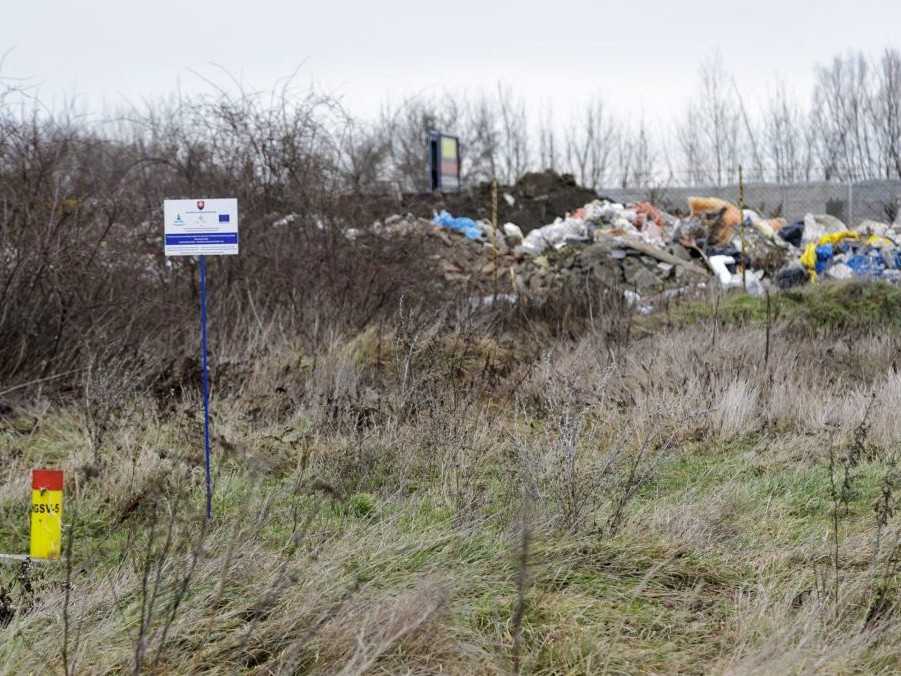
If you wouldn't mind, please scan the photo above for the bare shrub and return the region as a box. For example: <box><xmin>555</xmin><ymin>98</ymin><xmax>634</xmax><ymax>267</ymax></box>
<box><xmin>723</xmin><ymin>576</ymin><xmax>901</xmax><ymax>674</ymax></box>
<box><xmin>326</xmin><ymin>580</ymin><xmax>449</xmax><ymax>675</ymax></box>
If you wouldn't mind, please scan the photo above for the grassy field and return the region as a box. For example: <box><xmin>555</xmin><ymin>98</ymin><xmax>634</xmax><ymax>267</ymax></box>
<box><xmin>1</xmin><ymin>283</ymin><xmax>901</xmax><ymax>674</ymax></box>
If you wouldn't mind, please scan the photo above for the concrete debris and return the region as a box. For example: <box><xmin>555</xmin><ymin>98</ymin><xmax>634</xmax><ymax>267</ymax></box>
<box><xmin>520</xmin><ymin>217</ymin><xmax>591</xmax><ymax>255</ymax></box>
<box><xmin>357</xmin><ymin>182</ymin><xmax>901</xmax><ymax>313</ymax></box>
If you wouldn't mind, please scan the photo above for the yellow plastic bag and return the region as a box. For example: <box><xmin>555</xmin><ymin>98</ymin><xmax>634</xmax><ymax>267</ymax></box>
<box><xmin>801</xmin><ymin>231</ymin><xmax>862</xmax><ymax>281</ymax></box>
<box><xmin>866</xmin><ymin>235</ymin><xmax>894</xmax><ymax>248</ymax></box>
<box><xmin>800</xmin><ymin>242</ymin><xmax>818</xmax><ymax>270</ymax></box>
<box><xmin>818</xmin><ymin>231</ymin><xmax>859</xmax><ymax>247</ymax></box>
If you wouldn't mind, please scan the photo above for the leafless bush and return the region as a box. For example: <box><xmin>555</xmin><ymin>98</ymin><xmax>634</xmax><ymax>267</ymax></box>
<box><xmin>512</xmin><ymin>344</ymin><xmax>674</xmax><ymax>535</ymax></box>
<box><xmin>0</xmin><ymin>75</ymin><xmax>461</xmax><ymax>403</ymax></box>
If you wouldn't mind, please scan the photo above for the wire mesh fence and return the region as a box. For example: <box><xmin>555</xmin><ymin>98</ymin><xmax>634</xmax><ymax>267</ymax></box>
<box><xmin>599</xmin><ymin>177</ymin><xmax>901</xmax><ymax>226</ymax></box>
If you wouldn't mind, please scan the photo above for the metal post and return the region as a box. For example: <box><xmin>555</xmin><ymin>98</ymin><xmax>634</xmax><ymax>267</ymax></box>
<box><xmin>738</xmin><ymin>165</ymin><xmax>746</xmax><ymax>291</ymax></box>
<box><xmin>491</xmin><ymin>177</ymin><xmax>498</xmax><ymax>304</ymax></box>
<box><xmin>198</xmin><ymin>255</ymin><xmax>212</xmax><ymax>520</ymax></box>
<box><xmin>848</xmin><ymin>181</ymin><xmax>854</xmax><ymax>225</ymax></box>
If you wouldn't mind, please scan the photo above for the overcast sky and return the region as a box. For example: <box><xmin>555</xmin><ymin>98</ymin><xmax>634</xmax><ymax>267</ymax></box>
<box><xmin>2</xmin><ymin>0</ymin><xmax>900</xmax><ymax>127</ymax></box>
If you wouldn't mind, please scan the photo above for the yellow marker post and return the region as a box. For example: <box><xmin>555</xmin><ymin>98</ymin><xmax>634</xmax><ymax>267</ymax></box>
<box><xmin>30</xmin><ymin>469</ymin><xmax>63</xmax><ymax>560</ymax></box>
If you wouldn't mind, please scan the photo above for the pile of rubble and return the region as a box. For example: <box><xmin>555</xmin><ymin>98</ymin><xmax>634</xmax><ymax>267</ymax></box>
<box><xmin>364</xmin><ymin>212</ymin><xmax>519</xmax><ymax>299</ymax></box>
<box><xmin>364</xmin><ymin>187</ymin><xmax>901</xmax><ymax>310</ymax></box>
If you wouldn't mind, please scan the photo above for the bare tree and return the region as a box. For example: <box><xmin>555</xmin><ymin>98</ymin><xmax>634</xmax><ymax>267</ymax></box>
<box><xmin>871</xmin><ymin>48</ymin><xmax>901</xmax><ymax>180</ymax></box>
<box><xmin>334</xmin><ymin>118</ymin><xmax>391</xmax><ymax>193</ymax></box>
<box><xmin>811</xmin><ymin>51</ymin><xmax>877</xmax><ymax>181</ymax></box>
<box><xmin>731</xmin><ymin>79</ymin><xmax>766</xmax><ymax>181</ymax></box>
<box><xmin>616</xmin><ymin>118</ymin><xmax>657</xmax><ymax>189</ymax></box>
<box><xmin>461</xmin><ymin>93</ymin><xmax>500</xmax><ymax>185</ymax></box>
<box><xmin>537</xmin><ymin>101</ymin><xmax>559</xmax><ymax>173</ymax></box>
<box><xmin>676</xmin><ymin>53</ymin><xmax>743</xmax><ymax>186</ymax></box>
<box><xmin>676</xmin><ymin>104</ymin><xmax>706</xmax><ymax>186</ymax></box>
<box><xmin>564</xmin><ymin>97</ymin><xmax>617</xmax><ymax>190</ymax></box>
<box><xmin>495</xmin><ymin>83</ymin><xmax>530</xmax><ymax>184</ymax></box>
<box><xmin>763</xmin><ymin>83</ymin><xmax>814</xmax><ymax>183</ymax></box>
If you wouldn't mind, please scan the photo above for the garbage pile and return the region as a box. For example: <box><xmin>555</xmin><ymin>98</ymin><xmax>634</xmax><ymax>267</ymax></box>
<box><xmin>777</xmin><ymin>216</ymin><xmax>901</xmax><ymax>288</ymax></box>
<box><xmin>501</xmin><ymin>195</ymin><xmax>783</xmax><ymax>303</ymax></box>
<box><xmin>364</xmin><ymin>187</ymin><xmax>901</xmax><ymax>310</ymax></box>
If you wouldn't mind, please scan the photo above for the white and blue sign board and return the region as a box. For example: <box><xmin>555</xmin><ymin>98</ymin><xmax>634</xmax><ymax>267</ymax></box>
<box><xmin>162</xmin><ymin>196</ymin><xmax>238</xmax><ymax>519</ymax></box>
<box><xmin>164</xmin><ymin>198</ymin><xmax>239</xmax><ymax>256</ymax></box>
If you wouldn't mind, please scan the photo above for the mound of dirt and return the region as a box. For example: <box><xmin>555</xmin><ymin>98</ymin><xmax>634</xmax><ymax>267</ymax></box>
<box><xmin>357</xmin><ymin>171</ymin><xmax>599</xmax><ymax>235</ymax></box>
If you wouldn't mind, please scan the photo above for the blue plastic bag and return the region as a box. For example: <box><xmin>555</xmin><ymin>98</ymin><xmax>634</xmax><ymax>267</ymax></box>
<box><xmin>432</xmin><ymin>210</ymin><xmax>484</xmax><ymax>240</ymax></box>
<box><xmin>815</xmin><ymin>244</ymin><xmax>834</xmax><ymax>274</ymax></box>
<box><xmin>846</xmin><ymin>252</ymin><xmax>886</xmax><ymax>279</ymax></box>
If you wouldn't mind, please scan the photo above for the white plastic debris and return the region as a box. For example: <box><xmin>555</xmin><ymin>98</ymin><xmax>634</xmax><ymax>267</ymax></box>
<box><xmin>855</xmin><ymin>220</ymin><xmax>893</xmax><ymax>240</ymax></box>
<box><xmin>503</xmin><ymin>222</ymin><xmax>524</xmax><ymax>243</ymax></box>
<box><xmin>826</xmin><ymin>262</ymin><xmax>854</xmax><ymax>280</ymax></box>
<box><xmin>709</xmin><ymin>255</ymin><xmax>765</xmax><ymax>296</ymax></box>
<box><xmin>273</xmin><ymin>213</ymin><xmax>298</xmax><ymax>227</ymax></box>
<box><xmin>709</xmin><ymin>255</ymin><xmax>736</xmax><ymax>286</ymax></box>
<box><xmin>583</xmin><ymin>200</ymin><xmax>625</xmax><ymax>225</ymax></box>
<box><xmin>520</xmin><ymin>218</ymin><xmax>590</xmax><ymax>256</ymax></box>
<box><xmin>803</xmin><ymin>213</ymin><xmax>847</xmax><ymax>244</ymax></box>
<box><xmin>745</xmin><ymin>276</ymin><xmax>765</xmax><ymax>297</ymax></box>
<box><xmin>469</xmin><ymin>293</ymin><xmax>518</xmax><ymax>309</ymax></box>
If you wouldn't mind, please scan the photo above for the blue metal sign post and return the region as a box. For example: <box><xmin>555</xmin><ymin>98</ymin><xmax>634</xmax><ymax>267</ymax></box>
<box><xmin>163</xmin><ymin>198</ymin><xmax>238</xmax><ymax>520</ymax></box>
<box><xmin>198</xmin><ymin>255</ymin><xmax>213</xmax><ymax>519</ymax></box>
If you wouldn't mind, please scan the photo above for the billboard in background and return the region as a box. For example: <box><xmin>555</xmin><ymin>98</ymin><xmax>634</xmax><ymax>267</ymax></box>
<box><xmin>429</xmin><ymin>131</ymin><xmax>460</xmax><ymax>192</ymax></box>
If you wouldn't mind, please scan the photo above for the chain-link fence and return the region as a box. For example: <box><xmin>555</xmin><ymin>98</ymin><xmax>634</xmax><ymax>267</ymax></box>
<box><xmin>600</xmin><ymin>179</ymin><xmax>901</xmax><ymax>226</ymax></box>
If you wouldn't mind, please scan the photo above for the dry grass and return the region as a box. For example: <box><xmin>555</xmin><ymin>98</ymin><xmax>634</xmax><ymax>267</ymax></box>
<box><xmin>2</xmin><ymin>296</ymin><xmax>901</xmax><ymax>674</ymax></box>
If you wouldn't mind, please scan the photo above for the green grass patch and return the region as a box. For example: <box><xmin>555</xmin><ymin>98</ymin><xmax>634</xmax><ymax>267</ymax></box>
<box><xmin>672</xmin><ymin>280</ymin><xmax>901</xmax><ymax>332</ymax></box>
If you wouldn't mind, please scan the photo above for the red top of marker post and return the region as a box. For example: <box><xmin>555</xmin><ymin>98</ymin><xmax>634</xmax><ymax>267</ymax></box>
<box><xmin>32</xmin><ymin>469</ymin><xmax>63</xmax><ymax>491</ymax></box>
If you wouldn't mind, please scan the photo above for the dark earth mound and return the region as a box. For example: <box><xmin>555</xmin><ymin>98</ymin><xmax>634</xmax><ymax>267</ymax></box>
<box><xmin>355</xmin><ymin>170</ymin><xmax>599</xmax><ymax>234</ymax></box>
